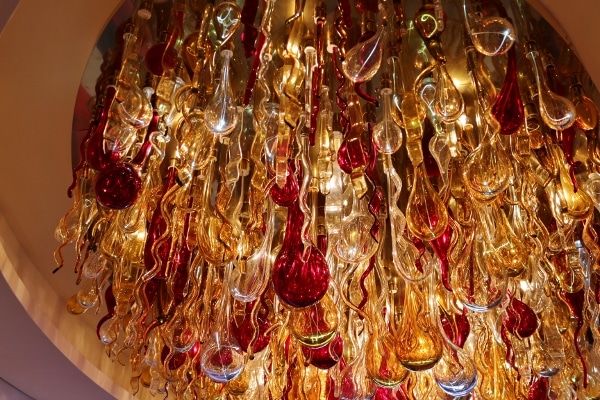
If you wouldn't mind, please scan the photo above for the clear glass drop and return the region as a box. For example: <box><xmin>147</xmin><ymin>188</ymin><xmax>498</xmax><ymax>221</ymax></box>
<box><xmin>115</xmin><ymin>75</ymin><xmax>153</xmax><ymax>129</ymax></box>
<box><xmin>230</xmin><ymin>202</ymin><xmax>274</xmax><ymax>303</ymax></box>
<box><xmin>373</xmin><ymin>88</ymin><xmax>403</xmax><ymax>154</ymax></box>
<box><xmin>526</xmin><ymin>48</ymin><xmax>576</xmax><ymax>131</ymax></box>
<box><xmin>342</xmin><ymin>23</ymin><xmax>385</xmax><ymax>83</ymax></box>
<box><xmin>334</xmin><ymin>190</ymin><xmax>378</xmax><ymax>263</ymax></box>
<box><xmin>204</xmin><ymin>49</ymin><xmax>238</xmax><ymax>135</ymax></box>
<box><xmin>531</xmin><ymin>300</ymin><xmax>564</xmax><ymax>378</ymax></box>
<box><xmin>200</xmin><ymin>265</ymin><xmax>245</xmax><ymax>383</ymax></box>
<box><xmin>451</xmin><ymin>227</ymin><xmax>508</xmax><ymax>312</ymax></box>
<box><xmin>434</xmin><ymin>64</ymin><xmax>465</xmax><ymax>123</ymax></box>
<box><xmin>433</xmin><ymin>313</ymin><xmax>478</xmax><ymax>396</ymax></box>
<box><xmin>462</xmin><ymin>114</ymin><xmax>513</xmax><ymax>202</ymax></box>
<box><xmin>406</xmin><ymin>163</ymin><xmax>449</xmax><ymax>241</ymax></box>
<box><xmin>76</xmin><ymin>277</ymin><xmax>100</xmax><ymax>309</ymax></box>
<box><xmin>463</xmin><ymin>0</ymin><xmax>516</xmax><ymax>56</ymax></box>
<box><xmin>384</xmin><ymin>158</ymin><xmax>432</xmax><ymax>282</ymax></box>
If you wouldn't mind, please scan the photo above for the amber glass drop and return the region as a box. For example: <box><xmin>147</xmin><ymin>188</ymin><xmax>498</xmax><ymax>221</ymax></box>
<box><xmin>396</xmin><ymin>281</ymin><xmax>443</xmax><ymax>371</ymax></box>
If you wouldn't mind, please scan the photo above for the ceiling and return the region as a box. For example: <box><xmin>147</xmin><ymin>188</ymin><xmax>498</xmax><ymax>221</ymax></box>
<box><xmin>0</xmin><ymin>0</ymin><xmax>598</xmax><ymax>399</ymax></box>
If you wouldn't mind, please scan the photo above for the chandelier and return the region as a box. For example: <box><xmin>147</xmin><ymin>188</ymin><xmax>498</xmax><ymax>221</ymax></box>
<box><xmin>55</xmin><ymin>0</ymin><xmax>600</xmax><ymax>398</ymax></box>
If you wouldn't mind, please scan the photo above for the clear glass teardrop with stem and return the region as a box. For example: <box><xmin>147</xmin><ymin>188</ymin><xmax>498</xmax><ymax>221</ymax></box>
<box><xmin>205</xmin><ymin>49</ymin><xmax>239</xmax><ymax>135</ymax></box>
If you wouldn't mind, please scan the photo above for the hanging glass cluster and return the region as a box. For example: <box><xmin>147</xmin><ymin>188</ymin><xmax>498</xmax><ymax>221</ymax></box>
<box><xmin>55</xmin><ymin>0</ymin><xmax>600</xmax><ymax>398</ymax></box>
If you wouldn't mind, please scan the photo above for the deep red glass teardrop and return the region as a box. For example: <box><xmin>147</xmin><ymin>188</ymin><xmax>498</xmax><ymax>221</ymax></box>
<box><xmin>503</xmin><ymin>295</ymin><xmax>538</xmax><ymax>338</ymax></box>
<box><xmin>270</xmin><ymin>165</ymin><xmax>299</xmax><ymax>207</ymax></box>
<box><xmin>95</xmin><ymin>163</ymin><xmax>142</xmax><ymax>209</ymax></box>
<box><xmin>231</xmin><ymin>300</ymin><xmax>272</xmax><ymax>353</ymax></box>
<box><xmin>492</xmin><ymin>45</ymin><xmax>524</xmax><ymax>135</ymax></box>
<box><xmin>302</xmin><ymin>333</ymin><xmax>343</xmax><ymax>369</ymax></box>
<box><xmin>272</xmin><ymin>201</ymin><xmax>330</xmax><ymax>308</ymax></box>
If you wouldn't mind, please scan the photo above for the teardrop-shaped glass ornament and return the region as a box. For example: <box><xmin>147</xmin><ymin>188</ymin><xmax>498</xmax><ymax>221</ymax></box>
<box><xmin>530</xmin><ymin>300</ymin><xmax>564</xmax><ymax>377</ymax></box>
<box><xmin>434</xmin><ymin>64</ymin><xmax>465</xmax><ymax>123</ymax></box>
<box><xmin>290</xmin><ymin>291</ymin><xmax>338</xmax><ymax>348</ymax></box>
<box><xmin>231</xmin><ymin>200</ymin><xmax>274</xmax><ymax>303</ymax></box>
<box><xmin>204</xmin><ymin>49</ymin><xmax>238</xmax><ymax>135</ymax></box>
<box><xmin>502</xmin><ymin>294</ymin><xmax>539</xmax><ymax>339</ymax></box>
<box><xmin>462</xmin><ymin>114</ymin><xmax>513</xmax><ymax>202</ymax></box>
<box><xmin>334</xmin><ymin>190</ymin><xmax>378</xmax><ymax>264</ymax></box>
<box><xmin>406</xmin><ymin>163</ymin><xmax>449</xmax><ymax>241</ymax></box>
<box><xmin>492</xmin><ymin>45</ymin><xmax>524</xmax><ymax>135</ymax></box>
<box><xmin>366</xmin><ymin>331</ymin><xmax>409</xmax><ymax>388</ymax></box>
<box><xmin>200</xmin><ymin>266</ymin><xmax>245</xmax><ymax>383</ymax></box>
<box><xmin>463</xmin><ymin>0</ymin><xmax>516</xmax><ymax>56</ymax></box>
<box><xmin>230</xmin><ymin>299</ymin><xmax>272</xmax><ymax>354</ymax></box>
<box><xmin>570</xmin><ymin>82</ymin><xmax>599</xmax><ymax>131</ymax></box>
<box><xmin>476</xmin><ymin>200</ymin><xmax>527</xmax><ymax>278</ymax></box>
<box><xmin>342</xmin><ymin>24</ymin><xmax>385</xmax><ymax>83</ymax></box>
<box><xmin>302</xmin><ymin>333</ymin><xmax>343</xmax><ymax>370</ymax></box>
<box><xmin>396</xmin><ymin>280</ymin><xmax>444</xmax><ymax>371</ymax></box>
<box><xmin>373</xmin><ymin>88</ymin><xmax>403</xmax><ymax>154</ymax></box>
<box><xmin>432</xmin><ymin>310</ymin><xmax>478</xmax><ymax>396</ymax></box>
<box><xmin>526</xmin><ymin>46</ymin><xmax>576</xmax><ymax>131</ymax></box>
<box><xmin>451</xmin><ymin>227</ymin><xmax>508</xmax><ymax>312</ymax></box>
<box><xmin>272</xmin><ymin>199</ymin><xmax>330</xmax><ymax>308</ymax></box>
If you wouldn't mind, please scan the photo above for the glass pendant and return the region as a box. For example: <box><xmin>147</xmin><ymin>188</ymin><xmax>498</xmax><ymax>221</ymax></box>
<box><xmin>272</xmin><ymin>198</ymin><xmax>330</xmax><ymax>308</ymax></box>
<box><xmin>526</xmin><ymin>44</ymin><xmax>576</xmax><ymax>131</ymax></box>
<box><xmin>396</xmin><ymin>279</ymin><xmax>444</xmax><ymax>371</ymax></box>
<box><xmin>204</xmin><ymin>49</ymin><xmax>238</xmax><ymax>135</ymax></box>
<box><xmin>406</xmin><ymin>163</ymin><xmax>449</xmax><ymax>241</ymax></box>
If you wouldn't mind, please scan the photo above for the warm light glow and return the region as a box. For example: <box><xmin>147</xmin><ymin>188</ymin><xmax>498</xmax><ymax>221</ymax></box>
<box><xmin>55</xmin><ymin>0</ymin><xmax>600</xmax><ymax>398</ymax></box>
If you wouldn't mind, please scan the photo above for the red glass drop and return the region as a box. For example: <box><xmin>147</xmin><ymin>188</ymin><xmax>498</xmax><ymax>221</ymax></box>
<box><xmin>160</xmin><ymin>342</ymin><xmax>200</xmax><ymax>371</ymax></box>
<box><xmin>146</xmin><ymin>6</ymin><xmax>184</xmax><ymax>76</ymax></box>
<box><xmin>503</xmin><ymin>295</ymin><xmax>538</xmax><ymax>338</ymax></box>
<box><xmin>272</xmin><ymin>200</ymin><xmax>330</xmax><ymax>308</ymax></box>
<box><xmin>337</xmin><ymin>128</ymin><xmax>369</xmax><ymax>175</ymax></box>
<box><xmin>270</xmin><ymin>165</ymin><xmax>299</xmax><ymax>207</ymax></box>
<box><xmin>231</xmin><ymin>300</ymin><xmax>272</xmax><ymax>353</ymax></box>
<box><xmin>528</xmin><ymin>377</ymin><xmax>550</xmax><ymax>400</ymax></box>
<box><xmin>302</xmin><ymin>333</ymin><xmax>343</xmax><ymax>369</ymax></box>
<box><xmin>95</xmin><ymin>107</ymin><xmax>160</xmax><ymax>210</ymax></box>
<box><xmin>95</xmin><ymin>163</ymin><xmax>142</xmax><ymax>209</ymax></box>
<box><xmin>492</xmin><ymin>45</ymin><xmax>524</xmax><ymax>135</ymax></box>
